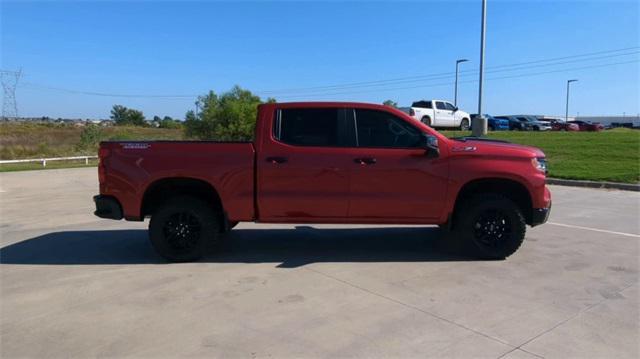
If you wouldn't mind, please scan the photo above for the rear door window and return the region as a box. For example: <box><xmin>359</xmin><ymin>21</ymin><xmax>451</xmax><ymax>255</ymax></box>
<box><xmin>276</xmin><ymin>108</ymin><xmax>353</xmax><ymax>147</ymax></box>
<box><xmin>435</xmin><ymin>101</ymin><xmax>446</xmax><ymax>110</ymax></box>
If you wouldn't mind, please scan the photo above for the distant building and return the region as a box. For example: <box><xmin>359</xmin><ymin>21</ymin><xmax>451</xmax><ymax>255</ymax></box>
<box><xmin>576</xmin><ymin>115</ymin><xmax>640</xmax><ymax>127</ymax></box>
<box><xmin>532</xmin><ymin>115</ymin><xmax>639</xmax><ymax>127</ymax></box>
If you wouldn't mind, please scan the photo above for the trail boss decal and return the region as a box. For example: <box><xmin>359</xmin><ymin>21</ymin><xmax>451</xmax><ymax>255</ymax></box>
<box><xmin>121</xmin><ymin>143</ymin><xmax>150</xmax><ymax>150</ymax></box>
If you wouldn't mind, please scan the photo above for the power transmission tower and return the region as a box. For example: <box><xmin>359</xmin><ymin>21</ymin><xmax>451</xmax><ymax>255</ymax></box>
<box><xmin>1</xmin><ymin>69</ymin><xmax>22</xmax><ymax>120</ymax></box>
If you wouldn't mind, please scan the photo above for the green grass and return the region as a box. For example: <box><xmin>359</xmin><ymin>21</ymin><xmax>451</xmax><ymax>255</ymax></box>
<box><xmin>0</xmin><ymin>158</ymin><xmax>99</xmax><ymax>172</ymax></box>
<box><xmin>0</xmin><ymin>123</ymin><xmax>183</xmax><ymax>160</ymax></box>
<box><xmin>440</xmin><ymin>128</ymin><xmax>640</xmax><ymax>183</ymax></box>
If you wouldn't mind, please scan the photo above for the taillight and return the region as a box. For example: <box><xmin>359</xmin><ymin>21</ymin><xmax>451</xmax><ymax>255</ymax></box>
<box><xmin>98</xmin><ymin>147</ymin><xmax>110</xmax><ymax>159</ymax></box>
<box><xmin>98</xmin><ymin>147</ymin><xmax>110</xmax><ymax>184</ymax></box>
<box><xmin>410</xmin><ymin>108</ymin><xmax>415</xmax><ymax>116</ymax></box>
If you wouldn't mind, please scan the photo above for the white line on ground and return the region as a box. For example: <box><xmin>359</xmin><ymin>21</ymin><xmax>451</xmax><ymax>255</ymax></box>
<box><xmin>548</xmin><ymin>222</ymin><xmax>640</xmax><ymax>238</ymax></box>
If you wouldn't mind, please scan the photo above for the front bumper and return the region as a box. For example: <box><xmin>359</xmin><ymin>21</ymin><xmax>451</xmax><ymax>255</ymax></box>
<box><xmin>93</xmin><ymin>195</ymin><xmax>123</xmax><ymax>220</ymax></box>
<box><xmin>531</xmin><ymin>202</ymin><xmax>551</xmax><ymax>227</ymax></box>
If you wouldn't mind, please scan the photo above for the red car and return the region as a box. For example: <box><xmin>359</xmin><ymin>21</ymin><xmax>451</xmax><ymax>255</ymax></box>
<box><xmin>94</xmin><ymin>102</ymin><xmax>551</xmax><ymax>262</ymax></box>
<box><xmin>551</xmin><ymin>121</ymin><xmax>580</xmax><ymax>131</ymax></box>
<box><xmin>567</xmin><ymin>120</ymin><xmax>604</xmax><ymax>131</ymax></box>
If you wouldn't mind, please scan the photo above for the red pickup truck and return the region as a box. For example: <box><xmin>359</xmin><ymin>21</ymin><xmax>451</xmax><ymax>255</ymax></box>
<box><xmin>94</xmin><ymin>102</ymin><xmax>551</xmax><ymax>262</ymax></box>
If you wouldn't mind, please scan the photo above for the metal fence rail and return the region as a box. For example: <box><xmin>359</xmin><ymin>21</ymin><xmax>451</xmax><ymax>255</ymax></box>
<box><xmin>0</xmin><ymin>155</ymin><xmax>97</xmax><ymax>167</ymax></box>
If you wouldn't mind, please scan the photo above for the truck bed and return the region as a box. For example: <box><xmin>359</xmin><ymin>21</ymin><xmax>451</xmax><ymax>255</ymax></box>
<box><xmin>99</xmin><ymin>141</ymin><xmax>256</xmax><ymax>221</ymax></box>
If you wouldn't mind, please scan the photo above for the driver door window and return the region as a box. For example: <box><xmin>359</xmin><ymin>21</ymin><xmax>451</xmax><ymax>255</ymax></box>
<box><xmin>355</xmin><ymin>109</ymin><xmax>422</xmax><ymax>148</ymax></box>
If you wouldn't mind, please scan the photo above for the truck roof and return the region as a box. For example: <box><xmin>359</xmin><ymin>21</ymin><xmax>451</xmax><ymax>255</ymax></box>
<box><xmin>262</xmin><ymin>101</ymin><xmax>392</xmax><ymax>108</ymax></box>
<box><xmin>259</xmin><ymin>101</ymin><xmax>417</xmax><ymax>124</ymax></box>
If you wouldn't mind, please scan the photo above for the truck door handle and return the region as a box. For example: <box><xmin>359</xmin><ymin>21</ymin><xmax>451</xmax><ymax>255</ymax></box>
<box><xmin>266</xmin><ymin>156</ymin><xmax>288</xmax><ymax>164</ymax></box>
<box><xmin>354</xmin><ymin>157</ymin><xmax>377</xmax><ymax>165</ymax></box>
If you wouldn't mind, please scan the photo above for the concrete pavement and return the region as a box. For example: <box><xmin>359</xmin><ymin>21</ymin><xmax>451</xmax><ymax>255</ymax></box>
<box><xmin>1</xmin><ymin>168</ymin><xmax>638</xmax><ymax>358</ymax></box>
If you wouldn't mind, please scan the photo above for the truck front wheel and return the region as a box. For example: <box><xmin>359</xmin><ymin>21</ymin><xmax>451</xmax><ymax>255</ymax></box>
<box><xmin>149</xmin><ymin>196</ymin><xmax>220</xmax><ymax>262</ymax></box>
<box><xmin>454</xmin><ymin>194</ymin><xmax>526</xmax><ymax>259</ymax></box>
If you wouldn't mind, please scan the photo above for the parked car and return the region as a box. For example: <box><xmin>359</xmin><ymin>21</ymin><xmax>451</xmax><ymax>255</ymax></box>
<box><xmin>494</xmin><ymin>116</ymin><xmax>531</xmax><ymax>131</ymax></box>
<box><xmin>549</xmin><ymin>120</ymin><xmax>579</xmax><ymax>131</ymax></box>
<box><xmin>567</xmin><ymin>120</ymin><xmax>605</xmax><ymax>131</ymax></box>
<box><xmin>517</xmin><ymin>116</ymin><xmax>551</xmax><ymax>131</ymax></box>
<box><xmin>470</xmin><ymin>114</ymin><xmax>510</xmax><ymax>131</ymax></box>
<box><xmin>409</xmin><ymin>100</ymin><xmax>471</xmax><ymax>130</ymax></box>
<box><xmin>94</xmin><ymin>102</ymin><xmax>551</xmax><ymax>262</ymax></box>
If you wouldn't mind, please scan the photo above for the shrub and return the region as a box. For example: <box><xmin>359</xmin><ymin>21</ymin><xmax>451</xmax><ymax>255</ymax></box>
<box><xmin>184</xmin><ymin>85</ymin><xmax>264</xmax><ymax>141</ymax></box>
<box><xmin>111</xmin><ymin>105</ymin><xmax>146</xmax><ymax>126</ymax></box>
<box><xmin>76</xmin><ymin>125</ymin><xmax>104</xmax><ymax>152</ymax></box>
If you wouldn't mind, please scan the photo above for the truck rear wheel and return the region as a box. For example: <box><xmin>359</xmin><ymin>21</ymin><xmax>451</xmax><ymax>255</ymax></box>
<box><xmin>421</xmin><ymin>116</ymin><xmax>431</xmax><ymax>126</ymax></box>
<box><xmin>454</xmin><ymin>194</ymin><xmax>526</xmax><ymax>259</ymax></box>
<box><xmin>220</xmin><ymin>221</ymin><xmax>238</xmax><ymax>233</ymax></box>
<box><xmin>149</xmin><ymin>196</ymin><xmax>220</xmax><ymax>262</ymax></box>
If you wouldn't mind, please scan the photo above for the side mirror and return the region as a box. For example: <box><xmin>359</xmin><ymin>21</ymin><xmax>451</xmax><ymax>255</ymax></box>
<box><xmin>453</xmin><ymin>106</ymin><xmax>459</xmax><ymax>112</ymax></box>
<box><xmin>423</xmin><ymin>134</ymin><xmax>440</xmax><ymax>158</ymax></box>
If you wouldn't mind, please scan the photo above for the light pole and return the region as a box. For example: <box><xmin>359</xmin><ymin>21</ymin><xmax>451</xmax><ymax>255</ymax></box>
<box><xmin>565</xmin><ymin>79</ymin><xmax>578</xmax><ymax>122</ymax></box>
<box><xmin>454</xmin><ymin>59</ymin><xmax>468</xmax><ymax>107</ymax></box>
<box><xmin>472</xmin><ymin>0</ymin><xmax>488</xmax><ymax>137</ymax></box>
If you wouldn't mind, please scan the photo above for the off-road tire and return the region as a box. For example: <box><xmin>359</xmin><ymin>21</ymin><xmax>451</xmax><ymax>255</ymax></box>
<box><xmin>149</xmin><ymin>196</ymin><xmax>220</xmax><ymax>262</ymax></box>
<box><xmin>453</xmin><ymin>194</ymin><xmax>526</xmax><ymax>259</ymax></box>
<box><xmin>221</xmin><ymin>221</ymin><xmax>239</xmax><ymax>233</ymax></box>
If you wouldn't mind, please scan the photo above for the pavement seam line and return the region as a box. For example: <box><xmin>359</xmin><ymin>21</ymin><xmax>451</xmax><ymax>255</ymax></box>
<box><xmin>505</xmin><ymin>281</ymin><xmax>638</xmax><ymax>355</ymax></box>
<box><xmin>496</xmin><ymin>347</ymin><xmax>545</xmax><ymax>359</ymax></box>
<box><xmin>303</xmin><ymin>266</ymin><xmax>544</xmax><ymax>357</ymax></box>
<box><xmin>547</xmin><ymin>222</ymin><xmax>640</xmax><ymax>238</ymax></box>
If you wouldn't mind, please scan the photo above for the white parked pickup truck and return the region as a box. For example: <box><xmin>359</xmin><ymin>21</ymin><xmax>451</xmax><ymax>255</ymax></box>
<box><xmin>409</xmin><ymin>100</ymin><xmax>471</xmax><ymax>130</ymax></box>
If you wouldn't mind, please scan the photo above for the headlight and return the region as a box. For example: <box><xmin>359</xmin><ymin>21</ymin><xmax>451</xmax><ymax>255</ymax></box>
<box><xmin>532</xmin><ymin>157</ymin><xmax>548</xmax><ymax>174</ymax></box>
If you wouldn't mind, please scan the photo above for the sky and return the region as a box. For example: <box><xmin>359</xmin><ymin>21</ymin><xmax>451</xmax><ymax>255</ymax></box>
<box><xmin>1</xmin><ymin>0</ymin><xmax>639</xmax><ymax>120</ymax></box>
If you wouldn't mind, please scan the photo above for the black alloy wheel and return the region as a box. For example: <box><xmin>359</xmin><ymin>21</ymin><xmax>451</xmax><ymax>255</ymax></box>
<box><xmin>453</xmin><ymin>194</ymin><xmax>526</xmax><ymax>259</ymax></box>
<box><xmin>163</xmin><ymin>211</ymin><xmax>202</xmax><ymax>251</ymax></box>
<box><xmin>473</xmin><ymin>209</ymin><xmax>512</xmax><ymax>249</ymax></box>
<box><xmin>149</xmin><ymin>196</ymin><xmax>220</xmax><ymax>262</ymax></box>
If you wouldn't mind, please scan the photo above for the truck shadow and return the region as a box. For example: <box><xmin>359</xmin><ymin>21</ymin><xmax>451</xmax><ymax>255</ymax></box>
<box><xmin>0</xmin><ymin>226</ymin><xmax>475</xmax><ymax>267</ymax></box>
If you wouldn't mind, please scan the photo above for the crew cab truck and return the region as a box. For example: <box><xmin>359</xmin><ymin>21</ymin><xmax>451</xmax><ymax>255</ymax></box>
<box><xmin>94</xmin><ymin>102</ymin><xmax>551</xmax><ymax>262</ymax></box>
<box><xmin>409</xmin><ymin>100</ymin><xmax>471</xmax><ymax>130</ymax></box>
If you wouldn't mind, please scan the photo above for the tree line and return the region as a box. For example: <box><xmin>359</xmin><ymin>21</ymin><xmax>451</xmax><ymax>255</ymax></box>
<box><xmin>109</xmin><ymin>105</ymin><xmax>182</xmax><ymax>129</ymax></box>
<box><xmin>109</xmin><ymin>85</ymin><xmax>398</xmax><ymax>140</ymax></box>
